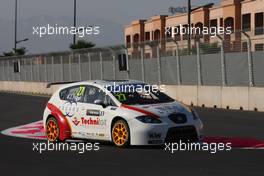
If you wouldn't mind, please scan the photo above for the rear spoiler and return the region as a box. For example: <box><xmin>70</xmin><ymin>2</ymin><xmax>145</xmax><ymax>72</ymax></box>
<box><xmin>46</xmin><ymin>81</ymin><xmax>78</xmax><ymax>88</ymax></box>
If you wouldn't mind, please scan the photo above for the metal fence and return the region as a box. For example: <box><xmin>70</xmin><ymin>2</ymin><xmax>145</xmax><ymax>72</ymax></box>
<box><xmin>0</xmin><ymin>36</ymin><xmax>264</xmax><ymax>87</ymax></box>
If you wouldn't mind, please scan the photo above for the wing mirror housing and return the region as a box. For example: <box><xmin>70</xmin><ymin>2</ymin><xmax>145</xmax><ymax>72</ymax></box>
<box><xmin>94</xmin><ymin>99</ymin><xmax>107</xmax><ymax>108</ymax></box>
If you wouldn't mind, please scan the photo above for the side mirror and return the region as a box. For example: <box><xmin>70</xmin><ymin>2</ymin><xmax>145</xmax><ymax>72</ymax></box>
<box><xmin>94</xmin><ymin>99</ymin><xmax>107</xmax><ymax>108</ymax></box>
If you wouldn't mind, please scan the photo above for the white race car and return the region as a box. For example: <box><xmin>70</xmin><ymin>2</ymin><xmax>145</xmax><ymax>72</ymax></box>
<box><xmin>43</xmin><ymin>80</ymin><xmax>203</xmax><ymax>147</ymax></box>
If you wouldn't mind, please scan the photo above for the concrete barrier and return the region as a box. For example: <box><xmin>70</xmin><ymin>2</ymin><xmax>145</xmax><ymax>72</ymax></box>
<box><xmin>164</xmin><ymin>85</ymin><xmax>263</xmax><ymax>112</ymax></box>
<box><xmin>0</xmin><ymin>81</ymin><xmax>264</xmax><ymax>112</ymax></box>
<box><xmin>197</xmin><ymin>86</ymin><xmax>222</xmax><ymax>108</ymax></box>
<box><xmin>162</xmin><ymin>85</ymin><xmax>198</xmax><ymax>106</ymax></box>
<box><xmin>221</xmin><ymin>87</ymin><xmax>249</xmax><ymax>110</ymax></box>
<box><xmin>249</xmin><ymin>87</ymin><xmax>264</xmax><ymax>111</ymax></box>
<box><xmin>0</xmin><ymin>81</ymin><xmax>59</xmax><ymax>95</ymax></box>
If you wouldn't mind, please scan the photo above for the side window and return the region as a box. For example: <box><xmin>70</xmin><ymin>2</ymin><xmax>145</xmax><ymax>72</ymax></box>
<box><xmin>84</xmin><ymin>86</ymin><xmax>115</xmax><ymax>106</ymax></box>
<box><xmin>59</xmin><ymin>86</ymin><xmax>86</xmax><ymax>102</ymax></box>
<box><xmin>84</xmin><ymin>86</ymin><xmax>104</xmax><ymax>104</ymax></box>
<box><xmin>59</xmin><ymin>89</ymin><xmax>68</xmax><ymax>100</ymax></box>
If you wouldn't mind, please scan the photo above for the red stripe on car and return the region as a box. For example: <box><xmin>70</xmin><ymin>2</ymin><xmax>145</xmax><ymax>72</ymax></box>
<box><xmin>121</xmin><ymin>104</ymin><xmax>159</xmax><ymax>119</ymax></box>
<box><xmin>47</xmin><ymin>103</ymin><xmax>72</xmax><ymax>140</ymax></box>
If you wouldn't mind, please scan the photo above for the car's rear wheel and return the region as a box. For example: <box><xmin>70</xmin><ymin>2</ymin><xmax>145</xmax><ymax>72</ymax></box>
<box><xmin>46</xmin><ymin>117</ymin><xmax>60</xmax><ymax>142</ymax></box>
<box><xmin>111</xmin><ymin>120</ymin><xmax>130</xmax><ymax>147</ymax></box>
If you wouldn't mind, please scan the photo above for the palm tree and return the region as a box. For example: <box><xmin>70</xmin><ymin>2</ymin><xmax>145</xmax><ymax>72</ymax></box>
<box><xmin>70</xmin><ymin>40</ymin><xmax>95</xmax><ymax>50</ymax></box>
<box><xmin>2</xmin><ymin>47</ymin><xmax>27</xmax><ymax>57</ymax></box>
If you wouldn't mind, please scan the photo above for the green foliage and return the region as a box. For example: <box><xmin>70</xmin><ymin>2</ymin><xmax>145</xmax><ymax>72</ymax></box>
<box><xmin>14</xmin><ymin>47</ymin><xmax>27</xmax><ymax>55</ymax></box>
<box><xmin>178</xmin><ymin>47</ymin><xmax>197</xmax><ymax>56</ymax></box>
<box><xmin>177</xmin><ymin>42</ymin><xmax>221</xmax><ymax>56</ymax></box>
<box><xmin>70</xmin><ymin>40</ymin><xmax>95</xmax><ymax>50</ymax></box>
<box><xmin>2</xmin><ymin>47</ymin><xmax>27</xmax><ymax>57</ymax></box>
<box><xmin>199</xmin><ymin>42</ymin><xmax>221</xmax><ymax>54</ymax></box>
<box><xmin>3</xmin><ymin>52</ymin><xmax>14</xmax><ymax>57</ymax></box>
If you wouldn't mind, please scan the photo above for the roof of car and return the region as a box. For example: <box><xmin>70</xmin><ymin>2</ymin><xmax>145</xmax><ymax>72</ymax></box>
<box><xmin>90</xmin><ymin>79</ymin><xmax>145</xmax><ymax>86</ymax></box>
<box><xmin>56</xmin><ymin>79</ymin><xmax>146</xmax><ymax>90</ymax></box>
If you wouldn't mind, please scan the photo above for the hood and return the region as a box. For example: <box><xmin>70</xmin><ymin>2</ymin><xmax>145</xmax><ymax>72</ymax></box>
<box><xmin>129</xmin><ymin>101</ymin><xmax>192</xmax><ymax>118</ymax></box>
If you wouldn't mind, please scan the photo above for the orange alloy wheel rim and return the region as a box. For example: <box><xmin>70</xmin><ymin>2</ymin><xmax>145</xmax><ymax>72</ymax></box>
<box><xmin>46</xmin><ymin>119</ymin><xmax>59</xmax><ymax>142</ymax></box>
<box><xmin>113</xmin><ymin>123</ymin><xmax>128</xmax><ymax>146</ymax></box>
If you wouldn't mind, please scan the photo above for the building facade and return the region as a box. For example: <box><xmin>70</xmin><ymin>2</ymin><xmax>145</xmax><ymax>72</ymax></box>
<box><xmin>124</xmin><ymin>0</ymin><xmax>264</xmax><ymax>58</ymax></box>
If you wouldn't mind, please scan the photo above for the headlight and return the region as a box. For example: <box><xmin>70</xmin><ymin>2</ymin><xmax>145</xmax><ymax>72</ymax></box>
<box><xmin>136</xmin><ymin>116</ymin><xmax>162</xmax><ymax>124</ymax></box>
<box><xmin>191</xmin><ymin>109</ymin><xmax>199</xmax><ymax>120</ymax></box>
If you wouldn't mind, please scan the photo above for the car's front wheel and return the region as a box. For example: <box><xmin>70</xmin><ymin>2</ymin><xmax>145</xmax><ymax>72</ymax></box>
<box><xmin>46</xmin><ymin>117</ymin><xmax>60</xmax><ymax>142</ymax></box>
<box><xmin>111</xmin><ymin>120</ymin><xmax>130</xmax><ymax>147</ymax></box>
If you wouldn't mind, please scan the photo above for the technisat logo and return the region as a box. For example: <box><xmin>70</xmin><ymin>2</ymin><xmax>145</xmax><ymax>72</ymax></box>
<box><xmin>72</xmin><ymin>117</ymin><xmax>80</xmax><ymax>126</ymax></box>
<box><xmin>81</xmin><ymin>117</ymin><xmax>107</xmax><ymax>126</ymax></box>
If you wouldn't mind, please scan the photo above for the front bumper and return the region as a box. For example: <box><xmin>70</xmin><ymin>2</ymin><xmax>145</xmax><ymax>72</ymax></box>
<box><xmin>128</xmin><ymin>118</ymin><xmax>203</xmax><ymax>145</ymax></box>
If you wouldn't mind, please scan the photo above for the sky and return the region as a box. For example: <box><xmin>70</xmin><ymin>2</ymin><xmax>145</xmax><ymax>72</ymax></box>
<box><xmin>0</xmin><ymin>0</ymin><xmax>219</xmax><ymax>54</ymax></box>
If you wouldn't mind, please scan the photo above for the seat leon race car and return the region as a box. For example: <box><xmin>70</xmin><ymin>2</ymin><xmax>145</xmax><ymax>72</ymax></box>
<box><xmin>43</xmin><ymin>80</ymin><xmax>203</xmax><ymax>147</ymax></box>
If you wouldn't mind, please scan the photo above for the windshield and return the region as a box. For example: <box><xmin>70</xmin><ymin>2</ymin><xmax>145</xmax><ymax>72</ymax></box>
<box><xmin>111</xmin><ymin>89</ymin><xmax>174</xmax><ymax>105</ymax></box>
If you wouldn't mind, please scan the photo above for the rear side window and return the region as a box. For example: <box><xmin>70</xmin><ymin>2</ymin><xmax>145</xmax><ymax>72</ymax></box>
<box><xmin>59</xmin><ymin>89</ymin><xmax>68</xmax><ymax>100</ymax></box>
<box><xmin>59</xmin><ymin>86</ymin><xmax>86</xmax><ymax>102</ymax></box>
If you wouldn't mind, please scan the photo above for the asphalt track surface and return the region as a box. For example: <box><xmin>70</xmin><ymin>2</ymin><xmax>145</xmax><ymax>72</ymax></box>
<box><xmin>0</xmin><ymin>92</ymin><xmax>264</xmax><ymax>176</ymax></box>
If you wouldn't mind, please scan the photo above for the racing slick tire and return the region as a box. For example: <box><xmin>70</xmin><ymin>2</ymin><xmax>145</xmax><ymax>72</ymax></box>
<box><xmin>46</xmin><ymin>117</ymin><xmax>60</xmax><ymax>142</ymax></box>
<box><xmin>111</xmin><ymin>120</ymin><xmax>130</xmax><ymax>148</ymax></box>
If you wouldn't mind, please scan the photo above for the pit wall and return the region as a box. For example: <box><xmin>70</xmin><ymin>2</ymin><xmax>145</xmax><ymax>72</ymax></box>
<box><xmin>0</xmin><ymin>81</ymin><xmax>263</xmax><ymax>112</ymax></box>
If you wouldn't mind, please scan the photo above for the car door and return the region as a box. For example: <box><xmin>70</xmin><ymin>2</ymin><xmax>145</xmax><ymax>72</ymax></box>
<box><xmin>76</xmin><ymin>85</ymin><xmax>117</xmax><ymax>141</ymax></box>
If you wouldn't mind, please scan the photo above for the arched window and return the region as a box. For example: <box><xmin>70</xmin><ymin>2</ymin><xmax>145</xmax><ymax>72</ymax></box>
<box><xmin>154</xmin><ymin>29</ymin><xmax>161</xmax><ymax>41</ymax></box>
<box><xmin>133</xmin><ymin>33</ymin><xmax>140</xmax><ymax>49</ymax></box>
<box><xmin>194</xmin><ymin>22</ymin><xmax>203</xmax><ymax>38</ymax></box>
<box><xmin>133</xmin><ymin>34</ymin><xmax>140</xmax><ymax>43</ymax></box>
<box><xmin>224</xmin><ymin>17</ymin><xmax>234</xmax><ymax>32</ymax></box>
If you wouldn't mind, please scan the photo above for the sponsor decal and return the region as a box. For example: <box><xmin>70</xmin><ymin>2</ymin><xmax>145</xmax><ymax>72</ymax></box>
<box><xmin>148</xmin><ymin>132</ymin><xmax>162</xmax><ymax>139</ymax></box>
<box><xmin>76</xmin><ymin>86</ymin><xmax>85</xmax><ymax>97</ymax></box>
<box><xmin>86</xmin><ymin>109</ymin><xmax>104</xmax><ymax>116</ymax></box>
<box><xmin>96</xmin><ymin>133</ymin><xmax>105</xmax><ymax>137</ymax></box>
<box><xmin>115</xmin><ymin>93</ymin><xmax>127</xmax><ymax>102</ymax></box>
<box><xmin>72</xmin><ymin>117</ymin><xmax>80</xmax><ymax>126</ymax></box>
<box><xmin>154</xmin><ymin>105</ymin><xmax>180</xmax><ymax>114</ymax></box>
<box><xmin>76</xmin><ymin>132</ymin><xmax>105</xmax><ymax>138</ymax></box>
<box><xmin>66</xmin><ymin>86</ymin><xmax>86</xmax><ymax>102</ymax></box>
<box><xmin>60</xmin><ymin>101</ymin><xmax>79</xmax><ymax>118</ymax></box>
<box><xmin>81</xmin><ymin>117</ymin><xmax>107</xmax><ymax>126</ymax></box>
<box><xmin>148</xmin><ymin>132</ymin><xmax>162</xmax><ymax>144</ymax></box>
<box><xmin>76</xmin><ymin>132</ymin><xmax>96</xmax><ymax>138</ymax></box>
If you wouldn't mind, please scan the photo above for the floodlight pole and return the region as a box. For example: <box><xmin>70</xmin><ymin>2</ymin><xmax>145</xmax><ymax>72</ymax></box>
<box><xmin>14</xmin><ymin>0</ymin><xmax>28</xmax><ymax>52</ymax></box>
<box><xmin>186</xmin><ymin>1</ymin><xmax>214</xmax><ymax>55</ymax></box>
<box><xmin>14</xmin><ymin>0</ymin><xmax>18</xmax><ymax>50</ymax></box>
<box><xmin>73</xmin><ymin>0</ymin><xmax>77</xmax><ymax>45</ymax></box>
<box><xmin>188</xmin><ymin>0</ymin><xmax>191</xmax><ymax>55</ymax></box>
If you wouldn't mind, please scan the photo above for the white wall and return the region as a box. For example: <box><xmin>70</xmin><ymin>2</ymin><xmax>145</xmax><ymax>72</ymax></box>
<box><xmin>0</xmin><ymin>81</ymin><xmax>263</xmax><ymax>112</ymax></box>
